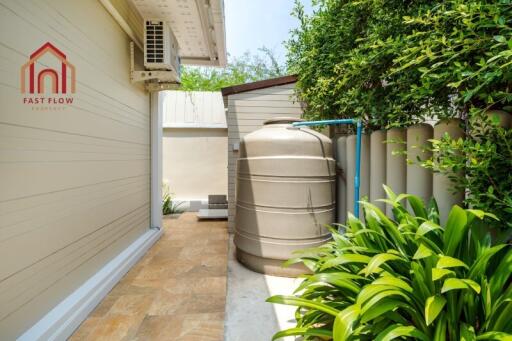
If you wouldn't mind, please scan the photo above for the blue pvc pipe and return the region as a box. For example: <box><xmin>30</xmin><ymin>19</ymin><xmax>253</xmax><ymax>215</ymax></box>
<box><xmin>354</xmin><ymin>120</ymin><xmax>362</xmax><ymax>218</ymax></box>
<box><xmin>292</xmin><ymin>119</ymin><xmax>357</xmax><ymax>126</ymax></box>
<box><xmin>292</xmin><ymin>118</ymin><xmax>362</xmax><ymax>219</ymax></box>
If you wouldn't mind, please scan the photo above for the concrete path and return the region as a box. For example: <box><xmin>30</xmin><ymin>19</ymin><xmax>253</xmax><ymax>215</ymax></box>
<box><xmin>224</xmin><ymin>237</ymin><xmax>300</xmax><ymax>341</ymax></box>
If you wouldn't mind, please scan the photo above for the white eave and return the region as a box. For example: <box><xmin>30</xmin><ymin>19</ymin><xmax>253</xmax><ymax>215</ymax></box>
<box><xmin>128</xmin><ymin>0</ymin><xmax>227</xmax><ymax>67</ymax></box>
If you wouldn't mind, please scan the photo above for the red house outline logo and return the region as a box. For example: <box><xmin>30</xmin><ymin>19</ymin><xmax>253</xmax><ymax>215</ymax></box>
<box><xmin>21</xmin><ymin>42</ymin><xmax>76</xmax><ymax>94</ymax></box>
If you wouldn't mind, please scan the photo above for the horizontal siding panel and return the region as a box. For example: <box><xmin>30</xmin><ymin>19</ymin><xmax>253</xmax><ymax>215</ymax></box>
<box><xmin>228</xmin><ymin>85</ymin><xmax>295</xmax><ymax>97</ymax></box>
<box><xmin>228</xmin><ymin>125</ymin><xmax>265</xmax><ymax>134</ymax></box>
<box><xmin>0</xmin><ymin>180</ymin><xmax>150</xmax><ymax>279</ymax></box>
<box><xmin>227</xmin><ymin>106</ymin><xmax>302</xmax><ymax>114</ymax></box>
<box><xmin>227</xmin><ymin>93</ymin><xmax>298</xmax><ymax>102</ymax></box>
<box><xmin>227</xmin><ymin>112</ymin><xmax>302</xmax><ymax>120</ymax></box>
<box><xmin>228</xmin><ymin>99</ymin><xmax>301</xmax><ymax>108</ymax></box>
<box><xmin>228</xmin><ymin>131</ymin><xmax>249</xmax><ymax>138</ymax></box>
<box><xmin>0</xmin><ymin>206</ymin><xmax>149</xmax><ymax>319</ymax></box>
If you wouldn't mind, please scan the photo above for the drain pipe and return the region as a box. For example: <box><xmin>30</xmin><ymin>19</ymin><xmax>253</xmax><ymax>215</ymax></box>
<box><xmin>292</xmin><ymin>119</ymin><xmax>363</xmax><ymax>219</ymax></box>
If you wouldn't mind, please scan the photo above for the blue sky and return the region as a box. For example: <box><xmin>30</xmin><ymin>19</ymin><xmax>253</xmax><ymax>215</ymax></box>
<box><xmin>224</xmin><ymin>0</ymin><xmax>313</xmax><ymax>63</ymax></box>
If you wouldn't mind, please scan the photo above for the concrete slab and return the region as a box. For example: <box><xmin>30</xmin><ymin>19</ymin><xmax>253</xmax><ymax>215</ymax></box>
<box><xmin>197</xmin><ymin>208</ymin><xmax>228</xmax><ymax>219</ymax></box>
<box><xmin>224</xmin><ymin>236</ymin><xmax>301</xmax><ymax>341</ymax></box>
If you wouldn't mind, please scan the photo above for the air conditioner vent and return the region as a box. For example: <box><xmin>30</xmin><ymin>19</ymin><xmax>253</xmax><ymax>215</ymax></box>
<box><xmin>145</xmin><ymin>20</ymin><xmax>164</xmax><ymax>63</ymax></box>
<box><xmin>143</xmin><ymin>19</ymin><xmax>181</xmax><ymax>82</ymax></box>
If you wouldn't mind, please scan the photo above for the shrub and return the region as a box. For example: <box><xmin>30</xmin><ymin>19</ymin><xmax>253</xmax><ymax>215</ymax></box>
<box><xmin>423</xmin><ymin>111</ymin><xmax>512</xmax><ymax>236</ymax></box>
<box><xmin>268</xmin><ymin>187</ymin><xmax>512</xmax><ymax>340</ymax></box>
<box><xmin>394</xmin><ymin>0</ymin><xmax>512</xmax><ymax>114</ymax></box>
<box><xmin>287</xmin><ymin>0</ymin><xmax>436</xmax><ymax>128</ymax></box>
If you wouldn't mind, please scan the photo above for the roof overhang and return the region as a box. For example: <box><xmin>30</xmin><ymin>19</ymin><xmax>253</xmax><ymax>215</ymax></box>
<box><xmin>103</xmin><ymin>0</ymin><xmax>226</xmax><ymax>67</ymax></box>
<box><xmin>221</xmin><ymin>75</ymin><xmax>298</xmax><ymax>96</ymax></box>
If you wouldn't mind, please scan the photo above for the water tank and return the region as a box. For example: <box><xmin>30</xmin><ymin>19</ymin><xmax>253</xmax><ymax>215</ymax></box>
<box><xmin>234</xmin><ymin>117</ymin><xmax>335</xmax><ymax>276</ymax></box>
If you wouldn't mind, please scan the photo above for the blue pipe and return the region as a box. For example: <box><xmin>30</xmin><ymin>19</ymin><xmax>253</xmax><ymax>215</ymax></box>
<box><xmin>292</xmin><ymin>118</ymin><xmax>362</xmax><ymax>219</ymax></box>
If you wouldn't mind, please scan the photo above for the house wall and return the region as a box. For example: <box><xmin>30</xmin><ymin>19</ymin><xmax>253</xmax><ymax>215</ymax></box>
<box><xmin>163</xmin><ymin>128</ymin><xmax>228</xmax><ymax>208</ymax></box>
<box><xmin>0</xmin><ymin>0</ymin><xmax>150</xmax><ymax>338</ymax></box>
<box><xmin>225</xmin><ymin>83</ymin><xmax>303</xmax><ymax>231</ymax></box>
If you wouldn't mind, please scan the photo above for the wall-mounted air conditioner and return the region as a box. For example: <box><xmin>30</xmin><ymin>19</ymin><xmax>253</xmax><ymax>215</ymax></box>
<box><xmin>143</xmin><ymin>19</ymin><xmax>180</xmax><ymax>82</ymax></box>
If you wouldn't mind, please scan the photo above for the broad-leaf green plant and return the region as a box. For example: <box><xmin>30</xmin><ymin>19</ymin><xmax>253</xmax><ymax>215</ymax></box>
<box><xmin>268</xmin><ymin>186</ymin><xmax>512</xmax><ymax>340</ymax></box>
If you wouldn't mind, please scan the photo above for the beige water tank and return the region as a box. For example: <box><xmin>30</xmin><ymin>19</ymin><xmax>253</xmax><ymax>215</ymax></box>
<box><xmin>234</xmin><ymin>118</ymin><xmax>335</xmax><ymax>276</ymax></box>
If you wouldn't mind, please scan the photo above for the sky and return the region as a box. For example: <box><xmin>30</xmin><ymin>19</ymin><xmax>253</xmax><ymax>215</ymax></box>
<box><xmin>224</xmin><ymin>0</ymin><xmax>314</xmax><ymax>64</ymax></box>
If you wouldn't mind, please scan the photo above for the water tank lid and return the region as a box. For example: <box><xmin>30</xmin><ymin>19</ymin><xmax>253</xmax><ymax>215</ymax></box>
<box><xmin>263</xmin><ymin>117</ymin><xmax>304</xmax><ymax>125</ymax></box>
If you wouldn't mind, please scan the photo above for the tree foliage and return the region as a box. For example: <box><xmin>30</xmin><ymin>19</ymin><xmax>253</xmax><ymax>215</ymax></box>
<box><xmin>287</xmin><ymin>0</ymin><xmax>512</xmax><ymax>127</ymax></box>
<box><xmin>394</xmin><ymin>1</ymin><xmax>512</xmax><ymax>115</ymax></box>
<box><xmin>287</xmin><ymin>0</ymin><xmax>436</xmax><ymax>128</ymax></box>
<box><xmin>179</xmin><ymin>47</ymin><xmax>286</xmax><ymax>91</ymax></box>
<box><xmin>288</xmin><ymin>0</ymin><xmax>512</xmax><ymax>230</ymax></box>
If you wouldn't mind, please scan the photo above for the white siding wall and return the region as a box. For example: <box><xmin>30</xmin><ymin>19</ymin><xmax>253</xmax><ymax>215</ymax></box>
<box><xmin>0</xmin><ymin>0</ymin><xmax>150</xmax><ymax>338</ymax></box>
<box><xmin>162</xmin><ymin>91</ymin><xmax>227</xmax><ymax>128</ymax></box>
<box><xmin>225</xmin><ymin>83</ymin><xmax>303</xmax><ymax>231</ymax></box>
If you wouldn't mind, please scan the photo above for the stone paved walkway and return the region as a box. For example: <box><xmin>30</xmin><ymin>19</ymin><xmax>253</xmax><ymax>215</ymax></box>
<box><xmin>70</xmin><ymin>213</ymin><xmax>228</xmax><ymax>341</ymax></box>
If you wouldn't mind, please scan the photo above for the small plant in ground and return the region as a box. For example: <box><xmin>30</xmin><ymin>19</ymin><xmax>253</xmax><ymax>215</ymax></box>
<box><xmin>267</xmin><ymin>186</ymin><xmax>512</xmax><ymax>340</ymax></box>
<box><xmin>162</xmin><ymin>183</ymin><xmax>184</xmax><ymax>215</ymax></box>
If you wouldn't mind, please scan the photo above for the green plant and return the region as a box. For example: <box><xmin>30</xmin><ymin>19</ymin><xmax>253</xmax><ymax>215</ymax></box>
<box><xmin>394</xmin><ymin>1</ymin><xmax>512</xmax><ymax>114</ymax></box>
<box><xmin>287</xmin><ymin>0</ymin><xmax>439</xmax><ymax>128</ymax></box>
<box><xmin>180</xmin><ymin>47</ymin><xmax>286</xmax><ymax>91</ymax></box>
<box><xmin>423</xmin><ymin>111</ymin><xmax>512</xmax><ymax>235</ymax></box>
<box><xmin>268</xmin><ymin>187</ymin><xmax>512</xmax><ymax>340</ymax></box>
<box><xmin>162</xmin><ymin>184</ymin><xmax>184</xmax><ymax>215</ymax></box>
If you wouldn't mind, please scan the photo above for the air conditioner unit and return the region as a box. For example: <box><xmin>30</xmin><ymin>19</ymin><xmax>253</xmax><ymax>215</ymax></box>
<box><xmin>144</xmin><ymin>19</ymin><xmax>180</xmax><ymax>82</ymax></box>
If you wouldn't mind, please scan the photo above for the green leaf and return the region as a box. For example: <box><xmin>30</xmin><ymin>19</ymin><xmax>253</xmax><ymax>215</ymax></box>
<box><xmin>432</xmin><ymin>268</ymin><xmax>455</xmax><ymax>281</ymax></box>
<box><xmin>437</xmin><ymin>255</ymin><xmax>469</xmax><ymax>269</ymax></box>
<box><xmin>476</xmin><ymin>332</ymin><xmax>512</xmax><ymax>340</ymax></box>
<box><xmin>441</xmin><ymin>278</ymin><xmax>481</xmax><ymax>294</ymax></box>
<box><xmin>320</xmin><ymin>254</ymin><xmax>371</xmax><ymax>270</ymax></box>
<box><xmin>372</xmin><ymin>276</ymin><xmax>413</xmax><ymax>293</ymax></box>
<box><xmin>407</xmin><ymin>195</ymin><xmax>428</xmax><ymax>219</ymax></box>
<box><xmin>363</xmin><ymin>253</ymin><xmax>405</xmax><ymax>276</ymax></box>
<box><xmin>489</xmin><ymin>249</ymin><xmax>512</xmax><ymax>300</ymax></box>
<box><xmin>375</xmin><ymin>324</ymin><xmax>430</xmax><ymax>341</ymax></box>
<box><xmin>416</xmin><ymin>221</ymin><xmax>443</xmax><ymax>238</ymax></box>
<box><xmin>494</xmin><ymin>35</ymin><xmax>507</xmax><ymax>43</ymax></box>
<box><xmin>333</xmin><ymin>305</ymin><xmax>360</xmax><ymax>341</ymax></box>
<box><xmin>469</xmin><ymin>244</ymin><xmax>507</xmax><ymax>279</ymax></box>
<box><xmin>425</xmin><ymin>295</ymin><xmax>446</xmax><ymax>326</ymax></box>
<box><xmin>414</xmin><ymin>243</ymin><xmax>434</xmax><ymax>260</ymax></box>
<box><xmin>358</xmin><ymin>286</ymin><xmax>409</xmax><ymax>307</ymax></box>
<box><xmin>295</xmin><ymin>273</ymin><xmax>361</xmax><ymax>294</ymax></box>
<box><xmin>460</xmin><ymin>323</ymin><xmax>476</xmax><ymax>341</ymax></box>
<box><xmin>266</xmin><ymin>295</ymin><xmax>340</xmax><ymax>316</ymax></box>
<box><xmin>383</xmin><ymin>185</ymin><xmax>397</xmax><ymax>202</ymax></box>
<box><xmin>271</xmin><ymin>327</ymin><xmax>332</xmax><ymax>340</ymax></box>
<box><xmin>443</xmin><ymin>205</ymin><xmax>468</xmax><ymax>256</ymax></box>
<box><xmin>434</xmin><ymin>313</ymin><xmax>447</xmax><ymax>341</ymax></box>
<box><xmin>360</xmin><ymin>298</ymin><xmax>407</xmax><ymax>323</ymax></box>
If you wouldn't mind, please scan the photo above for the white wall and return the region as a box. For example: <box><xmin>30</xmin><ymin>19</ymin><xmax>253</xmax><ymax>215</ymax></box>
<box><xmin>0</xmin><ymin>0</ymin><xmax>150</xmax><ymax>338</ymax></box>
<box><xmin>163</xmin><ymin>128</ymin><xmax>228</xmax><ymax>208</ymax></box>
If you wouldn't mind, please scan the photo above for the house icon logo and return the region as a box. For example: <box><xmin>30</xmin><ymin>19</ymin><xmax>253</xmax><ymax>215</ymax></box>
<box><xmin>21</xmin><ymin>42</ymin><xmax>76</xmax><ymax>95</ymax></box>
